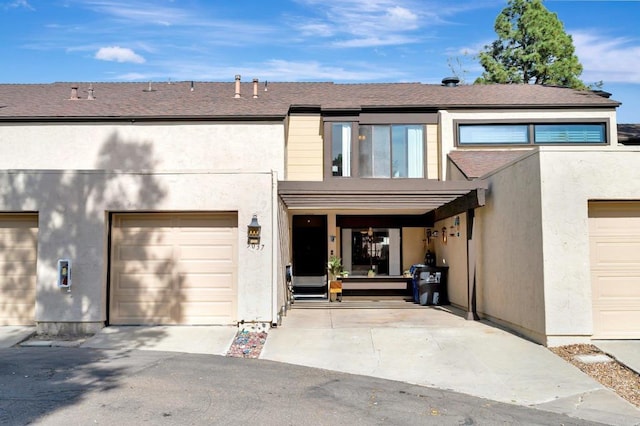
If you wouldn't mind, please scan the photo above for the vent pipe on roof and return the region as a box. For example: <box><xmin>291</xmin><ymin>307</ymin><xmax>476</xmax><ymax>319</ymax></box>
<box><xmin>87</xmin><ymin>85</ymin><xmax>95</xmax><ymax>100</ymax></box>
<box><xmin>253</xmin><ymin>78</ymin><xmax>259</xmax><ymax>98</ymax></box>
<box><xmin>442</xmin><ymin>76</ymin><xmax>460</xmax><ymax>87</ymax></box>
<box><xmin>70</xmin><ymin>86</ymin><xmax>79</xmax><ymax>100</ymax></box>
<box><xmin>235</xmin><ymin>74</ymin><xmax>241</xmax><ymax>98</ymax></box>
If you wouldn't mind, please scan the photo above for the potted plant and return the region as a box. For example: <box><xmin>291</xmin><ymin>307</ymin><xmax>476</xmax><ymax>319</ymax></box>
<box><xmin>327</xmin><ymin>256</ymin><xmax>343</xmax><ymax>302</ymax></box>
<box><xmin>327</xmin><ymin>255</ymin><xmax>343</xmax><ymax>281</ymax></box>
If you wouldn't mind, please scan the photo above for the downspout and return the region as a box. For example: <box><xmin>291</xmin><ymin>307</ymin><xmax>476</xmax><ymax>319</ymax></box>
<box><xmin>466</xmin><ymin>208</ymin><xmax>479</xmax><ymax>320</ymax></box>
<box><xmin>271</xmin><ymin>170</ymin><xmax>279</xmax><ymax>327</ymax></box>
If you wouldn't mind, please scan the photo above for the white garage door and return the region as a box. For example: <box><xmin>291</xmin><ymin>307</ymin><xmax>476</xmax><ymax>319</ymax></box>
<box><xmin>0</xmin><ymin>214</ymin><xmax>37</xmax><ymax>326</ymax></box>
<box><xmin>110</xmin><ymin>213</ymin><xmax>238</xmax><ymax>325</ymax></box>
<box><xmin>589</xmin><ymin>202</ymin><xmax>640</xmax><ymax>339</ymax></box>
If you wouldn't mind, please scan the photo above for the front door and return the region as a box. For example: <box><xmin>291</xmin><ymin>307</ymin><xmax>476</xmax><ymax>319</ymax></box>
<box><xmin>292</xmin><ymin>215</ymin><xmax>327</xmax><ymax>296</ymax></box>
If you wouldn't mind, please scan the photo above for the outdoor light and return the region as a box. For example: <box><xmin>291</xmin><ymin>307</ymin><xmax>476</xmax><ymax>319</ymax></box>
<box><xmin>247</xmin><ymin>214</ymin><xmax>261</xmax><ymax>245</ymax></box>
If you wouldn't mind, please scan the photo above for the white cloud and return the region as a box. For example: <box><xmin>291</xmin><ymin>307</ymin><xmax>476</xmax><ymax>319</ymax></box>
<box><xmin>291</xmin><ymin>0</ymin><xmax>428</xmax><ymax>47</ymax></box>
<box><xmin>3</xmin><ymin>0</ymin><xmax>34</xmax><ymax>10</ymax></box>
<box><xmin>572</xmin><ymin>30</ymin><xmax>640</xmax><ymax>84</ymax></box>
<box><xmin>95</xmin><ymin>46</ymin><xmax>146</xmax><ymax>63</ymax></box>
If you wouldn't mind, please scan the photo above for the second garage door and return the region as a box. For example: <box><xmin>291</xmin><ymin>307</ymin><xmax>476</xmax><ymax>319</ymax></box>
<box><xmin>0</xmin><ymin>214</ymin><xmax>37</xmax><ymax>326</ymax></box>
<box><xmin>110</xmin><ymin>213</ymin><xmax>238</xmax><ymax>325</ymax></box>
<box><xmin>589</xmin><ymin>202</ymin><xmax>640</xmax><ymax>339</ymax></box>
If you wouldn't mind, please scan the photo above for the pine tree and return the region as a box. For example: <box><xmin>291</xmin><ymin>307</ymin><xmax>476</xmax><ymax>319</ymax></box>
<box><xmin>475</xmin><ymin>0</ymin><xmax>586</xmax><ymax>89</ymax></box>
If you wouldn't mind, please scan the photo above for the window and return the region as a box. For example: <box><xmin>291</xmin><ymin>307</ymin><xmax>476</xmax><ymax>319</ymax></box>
<box><xmin>331</xmin><ymin>123</ymin><xmax>352</xmax><ymax>176</ymax></box>
<box><xmin>458</xmin><ymin>123</ymin><xmax>607</xmax><ymax>146</ymax></box>
<box><xmin>359</xmin><ymin>125</ymin><xmax>424</xmax><ymax>178</ymax></box>
<box><xmin>459</xmin><ymin>125</ymin><xmax>529</xmax><ymax>145</ymax></box>
<box><xmin>534</xmin><ymin>124</ymin><xmax>605</xmax><ymax>144</ymax></box>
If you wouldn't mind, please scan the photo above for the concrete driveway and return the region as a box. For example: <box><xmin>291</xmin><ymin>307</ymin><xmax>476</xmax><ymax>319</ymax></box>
<box><xmin>261</xmin><ymin>306</ymin><xmax>640</xmax><ymax>425</ymax></box>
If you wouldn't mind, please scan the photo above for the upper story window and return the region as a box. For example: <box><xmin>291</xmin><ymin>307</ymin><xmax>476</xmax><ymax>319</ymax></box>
<box><xmin>458</xmin><ymin>123</ymin><xmax>607</xmax><ymax>146</ymax></box>
<box><xmin>330</xmin><ymin>123</ymin><xmax>425</xmax><ymax>178</ymax></box>
<box><xmin>359</xmin><ymin>125</ymin><xmax>424</xmax><ymax>178</ymax></box>
<box><xmin>331</xmin><ymin>123</ymin><xmax>352</xmax><ymax>177</ymax></box>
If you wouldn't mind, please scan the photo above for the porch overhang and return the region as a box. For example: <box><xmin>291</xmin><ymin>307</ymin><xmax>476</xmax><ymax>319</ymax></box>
<box><xmin>278</xmin><ymin>179</ymin><xmax>488</xmax><ymax>217</ymax></box>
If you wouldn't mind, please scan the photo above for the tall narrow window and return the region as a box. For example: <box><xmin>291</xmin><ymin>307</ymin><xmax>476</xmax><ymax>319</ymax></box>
<box><xmin>331</xmin><ymin>123</ymin><xmax>351</xmax><ymax>176</ymax></box>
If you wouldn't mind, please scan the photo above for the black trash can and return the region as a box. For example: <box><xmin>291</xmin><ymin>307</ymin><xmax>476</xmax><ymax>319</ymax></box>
<box><xmin>410</xmin><ymin>264</ymin><xmax>426</xmax><ymax>303</ymax></box>
<box><xmin>415</xmin><ymin>266</ymin><xmax>449</xmax><ymax>306</ymax></box>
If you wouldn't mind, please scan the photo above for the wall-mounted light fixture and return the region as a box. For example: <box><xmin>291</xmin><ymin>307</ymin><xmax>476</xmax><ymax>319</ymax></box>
<box><xmin>442</xmin><ymin>226</ymin><xmax>448</xmax><ymax>245</ymax></box>
<box><xmin>247</xmin><ymin>214</ymin><xmax>261</xmax><ymax>246</ymax></box>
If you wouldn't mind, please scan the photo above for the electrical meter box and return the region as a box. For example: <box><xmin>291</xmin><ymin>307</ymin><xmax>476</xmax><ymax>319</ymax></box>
<box><xmin>57</xmin><ymin>259</ymin><xmax>71</xmax><ymax>288</ymax></box>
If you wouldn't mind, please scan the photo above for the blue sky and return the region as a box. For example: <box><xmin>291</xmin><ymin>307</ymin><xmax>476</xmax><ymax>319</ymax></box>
<box><xmin>1</xmin><ymin>0</ymin><xmax>639</xmax><ymax>122</ymax></box>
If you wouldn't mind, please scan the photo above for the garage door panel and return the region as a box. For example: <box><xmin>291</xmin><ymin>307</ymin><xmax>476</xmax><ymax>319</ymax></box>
<box><xmin>592</xmin><ymin>273</ymin><xmax>640</xmax><ymax>299</ymax></box>
<box><xmin>179</xmin><ymin>273</ymin><xmax>235</xmax><ymax>289</ymax></box>
<box><xmin>593</xmin><ymin>309</ymin><xmax>640</xmax><ymax>338</ymax></box>
<box><xmin>591</xmin><ymin>241</ymin><xmax>640</xmax><ymax>265</ymax></box>
<box><xmin>112</xmin><ymin>302</ymin><xmax>174</xmax><ymax>324</ymax></box>
<box><xmin>117</xmin><ymin>244</ymin><xmax>174</xmax><ymax>261</ymax></box>
<box><xmin>589</xmin><ymin>201</ymin><xmax>640</xmax><ymax>339</ymax></box>
<box><xmin>110</xmin><ymin>213</ymin><xmax>238</xmax><ymax>325</ymax></box>
<box><xmin>179</xmin><ymin>244</ymin><xmax>235</xmax><ymax>261</ymax></box>
<box><xmin>0</xmin><ymin>247</ymin><xmax>37</xmax><ymax>263</ymax></box>
<box><xmin>115</xmin><ymin>273</ymin><xmax>174</xmax><ymax>290</ymax></box>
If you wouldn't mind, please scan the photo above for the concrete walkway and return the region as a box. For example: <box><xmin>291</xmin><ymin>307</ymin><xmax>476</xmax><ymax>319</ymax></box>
<box><xmin>261</xmin><ymin>307</ymin><xmax>640</xmax><ymax>426</ymax></box>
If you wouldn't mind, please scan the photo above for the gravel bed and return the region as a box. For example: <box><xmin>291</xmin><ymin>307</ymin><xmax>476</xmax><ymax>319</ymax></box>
<box><xmin>550</xmin><ymin>344</ymin><xmax>640</xmax><ymax>408</ymax></box>
<box><xmin>226</xmin><ymin>330</ymin><xmax>267</xmax><ymax>359</ymax></box>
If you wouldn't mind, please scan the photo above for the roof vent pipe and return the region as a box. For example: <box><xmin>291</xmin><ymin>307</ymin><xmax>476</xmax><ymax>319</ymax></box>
<box><xmin>87</xmin><ymin>84</ymin><xmax>95</xmax><ymax>100</ymax></box>
<box><xmin>234</xmin><ymin>74</ymin><xmax>241</xmax><ymax>98</ymax></box>
<box><xmin>252</xmin><ymin>78</ymin><xmax>259</xmax><ymax>98</ymax></box>
<box><xmin>442</xmin><ymin>76</ymin><xmax>460</xmax><ymax>87</ymax></box>
<box><xmin>70</xmin><ymin>86</ymin><xmax>79</xmax><ymax>100</ymax></box>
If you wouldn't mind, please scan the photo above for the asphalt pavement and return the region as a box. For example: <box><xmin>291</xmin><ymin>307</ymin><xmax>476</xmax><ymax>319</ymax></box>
<box><xmin>2</xmin><ymin>305</ymin><xmax>640</xmax><ymax>425</ymax></box>
<box><xmin>0</xmin><ymin>347</ymin><xmax>610</xmax><ymax>425</ymax></box>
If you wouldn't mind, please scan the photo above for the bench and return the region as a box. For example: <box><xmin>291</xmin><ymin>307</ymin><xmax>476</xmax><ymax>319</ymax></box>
<box><xmin>338</xmin><ymin>276</ymin><xmax>413</xmax><ymax>291</ymax></box>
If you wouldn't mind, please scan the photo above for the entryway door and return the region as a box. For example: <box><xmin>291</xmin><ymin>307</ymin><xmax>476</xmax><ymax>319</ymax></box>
<box><xmin>291</xmin><ymin>215</ymin><xmax>327</xmax><ymax>295</ymax></box>
<box><xmin>109</xmin><ymin>213</ymin><xmax>238</xmax><ymax>325</ymax></box>
<box><xmin>589</xmin><ymin>202</ymin><xmax>640</xmax><ymax>339</ymax></box>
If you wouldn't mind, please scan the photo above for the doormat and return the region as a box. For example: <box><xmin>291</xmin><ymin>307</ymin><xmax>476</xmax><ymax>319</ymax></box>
<box><xmin>226</xmin><ymin>330</ymin><xmax>267</xmax><ymax>359</ymax></box>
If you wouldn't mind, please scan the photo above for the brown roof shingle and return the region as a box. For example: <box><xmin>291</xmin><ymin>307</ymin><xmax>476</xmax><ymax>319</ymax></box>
<box><xmin>0</xmin><ymin>81</ymin><xmax>620</xmax><ymax>120</ymax></box>
<box><xmin>449</xmin><ymin>149</ymin><xmax>535</xmax><ymax>179</ymax></box>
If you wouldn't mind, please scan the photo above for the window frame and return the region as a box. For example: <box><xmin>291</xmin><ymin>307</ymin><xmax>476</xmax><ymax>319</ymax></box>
<box><xmin>455</xmin><ymin>118</ymin><xmax>610</xmax><ymax>147</ymax></box>
<box><xmin>324</xmin><ymin>112</ymin><xmax>435</xmax><ymax>180</ymax></box>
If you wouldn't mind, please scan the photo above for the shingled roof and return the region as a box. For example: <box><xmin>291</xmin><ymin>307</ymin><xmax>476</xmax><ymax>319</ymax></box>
<box><xmin>449</xmin><ymin>150</ymin><xmax>535</xmax><ymax>179</ymax></box>
<box><xmin>0</xmin><ymin>80</ymin><xmax>620</xmax><ymax>120</ymax></box>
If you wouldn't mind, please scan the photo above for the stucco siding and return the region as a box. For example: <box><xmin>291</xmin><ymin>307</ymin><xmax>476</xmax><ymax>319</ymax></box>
<box><xmin>538</xmin><ymin>147</ymin><xmax>640</xmax><ymax>345</ymax></box>
<box><xmin>435</xmin><ymin>214</ymin><xmax>468</xmax><ymax>308</ymax></box>
<box><xmin>402</xmin><ymin>227</ymin><xmax>426</xmax><ymax>272</ymax></box>
<box><xmin>475</xmin><ymin>152</ymin><xmax>546</xmax><ymax>342</ymax></box>
<box><xmin>0</xmin><ymin>123</ymin><xmax>285</xmax><ymax>175</ymax></box>
<box><xmin>286</xmin><ymin>115</ymin><xmax>323</xmax><ymax>181</ymax></box>
<box><xmin>0</xmin><ymin>170</ymin><xmax>277</xmax><ymax>331</ymax></box>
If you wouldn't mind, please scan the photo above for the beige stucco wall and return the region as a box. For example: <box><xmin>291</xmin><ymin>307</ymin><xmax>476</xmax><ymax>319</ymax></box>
<box><xmin>538</xmin><ymin>147</ymin><xmax>640</xmax><ymax>345</ymax></box>
<box><xmin>0</xmin><ymin>170</ymin><xmax>278</xmax><ymax>333</ymax></box>
<box><xmin>434</xmin><ymin>214</ymin><xmax>468</xmax><ymax>308</ymax></box>
<box><xmin>0</xmin><ymin>121</ymin><xmax>286</xmax><ymax>333</ymax></box>
<box><xmin>402</xmin><ymin>227</ymin><xmax>427</xmax><ymax>272</ymax></box>
<box><xmin>463</xmin><ymin>146</ymin><xmax>640</xmax><ymax>346</ymax></box>
<box><xmin>286</xmin><ymin>115</ymin><xmax>323</xmax><ymax>181</ymax></box>
<box><xmin>472</xmin><ymin>151</ymin><xmax>547</xmax><ymax>343</ymax></box>
<box><xmin>0</xmin><ymin>122</ymin><xmax>285</xmax><ymax>175</ymax></box>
